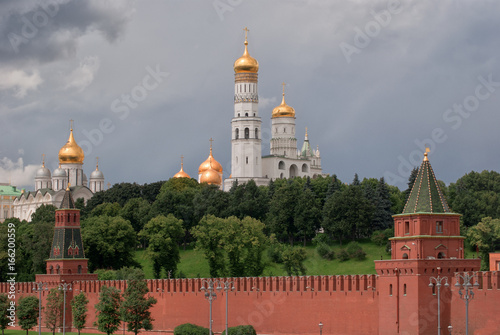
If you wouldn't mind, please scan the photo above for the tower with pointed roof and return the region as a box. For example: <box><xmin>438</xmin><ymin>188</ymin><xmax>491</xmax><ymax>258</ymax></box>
<box><xmin>375</xmin><ymin>150</ymin><xmax>480</xmax><ymax>335</ymax></box>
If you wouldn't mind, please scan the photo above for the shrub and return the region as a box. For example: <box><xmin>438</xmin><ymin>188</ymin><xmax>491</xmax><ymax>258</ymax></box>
<box><xmin>221</xmin><ymin>325</ymin><xmax>257</xmax><ymax>335</ymax></box>
<box><xmin>371</xmin><ymin>228</ymin><xmax>394</xmax><ymax>246</ymax></box>
<box><xmin>346</xmin><ymin>241</ymin><xmax>362</xmax><ymax>257</ymax></box>
<box><xmin>174</xmin><ymin>323</ymin><xmax>212</xmax><ymax>335</ymax></box>
<box><xmin>316</xmin><ymin>243</ymin><xmax>335</xmax><ymax>260</ymax></box>
<box><xmin>337</xmin><ymin>249</ymin><xmax>350</xmax><ymax>262</ymax></box>
<box><xmin>352</xmin><ymin>248</ymin><xmax>367</xmax><ymax>261</ymax></box>
<box><xmin>267</xmin><ymin>242</ymin><xmax>285</xmax><ymax>264</ymax></box>
<box><xmin>312</xmin><ymin>233</ymin><xmax>332</xmax><ymax>246</ymax></box>
<box><xmin>282</xmin><ymin>246</ymin><xmax>307</xmax><ymax>275</ymax></box>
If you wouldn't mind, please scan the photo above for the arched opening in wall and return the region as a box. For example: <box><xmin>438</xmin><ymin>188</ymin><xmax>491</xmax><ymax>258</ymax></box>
<box><xmin>49</xmin><ymin>266</ymin><xmax>53</xmax><ymax>274</ymax></box>
<box><xmin>280</xmin><ymin>173</ymin><xmax>284</xmax><ymax>179</ymax></box>
<box><xmin>238</xmin><ymin>113</ymin><xmax>240</xmax><ymax>117</ymax></box>
<box><xmin>255</xmin><ymin>128</ymin><xmax>258</xmax><ymax>139</ymax></box>
<box><xmin>289</xmin><ymin>164</ymin><xmax>298</xmax><ymax>177</ymax></box>
<box><xmin>245</xmin><ymin>128</ymin><xmax>249</xmax><ymax>139</ymax></box>
<box><xmin>275</xmin><ymin>128</ymin><xmax>278</xmax><ymax>133</ymax></box>
<box><xmin>68</xmin><ymin>269</ymin><xmax>72</xmax><ymax>274</ymax></box>
<box><xmin>235</xmin><ymin>128</ymin><xmax>239</xmax><ymax>139</ymax></box>
<box><xmin>437</xmin><ymin>252</ymin><xmax>445</xmax><ymax>259</ymax></box>
<box><xmin>245</xmin><ymin>113</ymin><xmax>248</xmax><ymax>117</ymax></box>
<box><xmin>253</xmin><ymin>113</ymin><xmax>256</xmax><ymax>116</ymax></box>
<box><xmin>402</xmin><ymin>253</ymin><xmax>409</xmax><ymax>259</ymax></box>
<box><xmin>78</xmin><ymin>265</ymin><xmax>82</xmax><ymax>274</ymax></box>
<box><xmin>404</xmin><ymin>284</ymin><xmax>407</xmax><ymax>296</ymax></box>
<box><xmin>246</xmin><ymin>157</ymin><xmax>249</xmax><ymax>164</ymax></box>
<box><xmin>389</xmin><ymin>284</ymin><xmax>392</xmax><ymax>296</ymax></box>
<box><xmin>284</xmin><ymin>127</ymin><xmax>286</xmax><ymax>133</ymax></box>
<box><xmin>56</xmin><ymin>265</ymin><xmax>60</xmax><ymax>274</ymax></box>
<box><xmin>302</xmin><ymin>164</ymin><xmax>308</xmax><ymax>173</ymax></box>
<box><xmin>278</xmin><ymin>161</ymin><xmax>285</xmax><ymax>170</ymax></box>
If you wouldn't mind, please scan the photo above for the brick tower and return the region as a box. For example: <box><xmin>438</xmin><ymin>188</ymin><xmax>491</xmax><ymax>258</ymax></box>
<box><xmin>375</xmin><ymin>150</ymin><xmax>480</xmax><ymax>335</ymax></box>
<box><xmin>36</xmin><ymin>186</ymin><xmax>97</xmax><ymax>283</ymax></box>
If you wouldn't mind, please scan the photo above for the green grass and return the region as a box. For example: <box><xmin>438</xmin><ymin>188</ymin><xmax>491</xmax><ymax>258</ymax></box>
<box><xmin>135</xmin><ymin>240</ymin><xmax>393</xmax><ymax>279</ymax></box>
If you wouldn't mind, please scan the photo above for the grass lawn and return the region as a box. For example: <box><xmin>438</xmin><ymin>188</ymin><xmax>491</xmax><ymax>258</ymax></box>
<box><xmin>135</xmin><ymin>240</ymin><xmax>396</xmax><ymax>279</ymax></box>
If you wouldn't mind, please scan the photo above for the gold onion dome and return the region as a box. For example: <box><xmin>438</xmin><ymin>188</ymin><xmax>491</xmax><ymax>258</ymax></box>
<box><xmin>58</xmin><ymin>126</ymin><xmax>84</xmax><ymax>164</ymax></box>
<box><xmin>198</xmin><ymin>144</ymin><xmax>223</xmax><ymax>174</ymax></box>
<box><xmin>174</xmin><ymin>157</ymin><xmax>191</xmax><ymax>179</ymax></box>
<box><xmin>233</xmin><ymin>28</ymin><xmax>259</xmax><ymax>74</ymax></box>
<box><xmin>199</xmin><ymin>168</ymin><xmax>222</xmax><ymax>185</ymax></box>
<box><xmin>272</xmin><ymin>83</ymin><xmax>295</xmax><ymax>118</ymax></box>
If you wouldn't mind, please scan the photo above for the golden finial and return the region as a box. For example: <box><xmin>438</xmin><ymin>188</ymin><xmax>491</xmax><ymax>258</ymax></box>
<box><xmin>70</xmin><ymin>119</ymin><xmax>74</xmax><ymax>131</ymax></box>
<box><xmin>96</xmin><ymin>157</ymin><xmax>99</xmax><ymax>170</ymax></box>
<box><xmin>423</xmin><ymin>147</ymin><xmax>430</xmax><ymax>161</ymax></box>
<box><xmin>243</xmin><ymin>27</ymin><xmax>249</xmax><ymax>44</ymax></box>
<box><xmin>41</xmin><ymin>154</ymin><xmax>46</xmax><ymax>167</ymax></box>
<box><xmin>305</xmin><ymin>127</ymin><xmax>308</xmax><ymax>138</ymax></box>
<box><xmin>181</xmin><ymin>155</ymin><xmax>184</xmax><ymax>168</ymax></box>
<box><xmin>209</xmin><ymin>138</ymin><xmax>214</xmax><ymax>155</ymax></box>
<box><xmin>66</xmin><ymin>182</ymin><xmax>71</xmax><ymax>191</ymax></box>
<box><xmin>282</xmin><ymin>82</ymin><xmax>286</xmax><ymax>97</ymax></box>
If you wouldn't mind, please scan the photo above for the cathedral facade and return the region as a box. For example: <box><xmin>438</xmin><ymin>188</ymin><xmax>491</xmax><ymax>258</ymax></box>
<box><xmin>12</xmin><ymin>125</ymin><xmax>104</xmax><ymax>221</ymax></box>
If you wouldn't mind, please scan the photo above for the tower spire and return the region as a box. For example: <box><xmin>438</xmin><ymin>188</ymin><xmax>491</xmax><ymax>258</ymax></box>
<box><xmin>42</xmin><ymin>153</ymin><xmax>46</xmax><ymax>167</ymax></box>
<box><xmin>96</xmin><ymin>157</ymin><xmax>99</xmax><ymax>170</ymax></box>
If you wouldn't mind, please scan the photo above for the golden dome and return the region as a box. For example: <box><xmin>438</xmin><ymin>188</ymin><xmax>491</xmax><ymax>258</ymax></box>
<box><xmin>272</xmin><ymin>83</ymin><xmax>295</xmax><ymax>118</ymax></box>
<box><xmin>174</xmin><ymin>156</ymin><xmax>191</xmax><ymax>179</ymax></box>
<box><xmin>58</xmin><ymin>127</ymin><xmax>84</xmax><ymax>164</ymax></box>
<box><xmin>199</xmin><ymin>168</ymin><xmax>222</xmax><ymax>185</ymax></box>
<box><xmin>233</xmin><ymin>28</ymin><xmax>259</xmax><ymax>74</ymax></box>
<box><xmin>198</xmin><ymin>142</ymin><xmax>223</xmax><ymax>174</ymax></box>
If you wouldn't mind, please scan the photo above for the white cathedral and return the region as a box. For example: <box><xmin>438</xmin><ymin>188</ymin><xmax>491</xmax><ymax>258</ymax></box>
<box><xmin>173</xmin><ymin>29</ymin><xmax>324</xmax><ymax>190</ymax></box>
<box><xmin>12</xmin><ymin>125</ymin><xmax>104</xmax><ymax>221</ymax></box>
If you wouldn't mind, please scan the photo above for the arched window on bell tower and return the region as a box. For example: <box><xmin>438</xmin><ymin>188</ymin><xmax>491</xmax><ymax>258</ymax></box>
<box><xmin>235</xmin><ymin>128</ymin><xmax>239</xmax><ymax>139</ymax></box>
<box><xmin>245</xmin><ymin>128</ymin><xmax>249</xmax><ymax>139</ymax></box>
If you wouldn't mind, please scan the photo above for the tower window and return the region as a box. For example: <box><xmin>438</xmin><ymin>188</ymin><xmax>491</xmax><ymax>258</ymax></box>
<box><xmin>255</xmin><ymin>128</ymin><xmax>258</xmax><ymax>139</ymax></box>
<box><xmin>253</xmin><ymin>113</ymin><xmax>256</xmax><ymax>116</ymax></box>
<box><xmin>235</xmin><ymin>128</ymin><xmax>239</xmax><ymax>139</ymax></box>
<box><xmin>245</xmin><ymin>113</ymin><xmax>248</xmax><ymax>116</ymax></box>
<box><xmin>436</xmin><ymin>221</ymin><xmax>443</xmax><ymax>233</ymax></box>
<box><xmin>405</xmin><ymin>221</ymin><xmax>410</xmax><ymax>235</ymax></box>
<box><xmin>245</xmin><ymin>128</ymin><xmax>249</xmax><ymax>139</ymax></box>
<box><xmin>403</xmin><ymin>253</ymin><xmax>409</xmax><ymax>259</ymax></box>
<box><xmin>389</xmin><ymin>284</ymin><xmax>393</xmax><ymax>296</ymax></box>
<box><xmin>246</xmin><ymin>157</ymin><xmax>249</xmax><ymax>164</ymax></box>
<box><xmin>284</xmin><ymin>127</ymin><xmax>286</xmax><ymax>133</ymax></box>
<box><xmin>238</xmin><ymin>113</ymin><xmax>240</xmax><ymax>117</ymax></box>
<box><xmin>275</xmin><ymin>128</ymin><xmax>278</xmax><ymax>133</ymax></box>
<box><xmin>404</xmin><ymin>284</ymin><xmax>407</xmax><ymax>296</ymax></box>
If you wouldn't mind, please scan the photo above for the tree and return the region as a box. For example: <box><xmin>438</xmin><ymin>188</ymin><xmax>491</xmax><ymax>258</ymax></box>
<box><xmin>191</xmin><ymin>215</ymin><xmax>227</xmax><ymax>277</ymax></box>
<box><xmin>139</xmin><ymin>214</ymin><xmax>184</xmax><ymax>278</ymax></box>
<box><xmin>467</xmin><ymin>217</ymin><xmax>500</xmax><ymax>270</ymax></box>
<box><xmin>267</xmin><ymin>180</ymin><xmax>302</xmax><ymax>245</ymax></box>
<box><xmin>120</xmin><ymin>280</ymin><xmax>157</xmax><ymax>335</ymax></box>
<box><xmin>90</xmin><ymin>202</ymin><xmax>121</xmax><ymax>217</ymax></box>
<box><xmin>95</xmin><ymin>286</ymin><xmax>122</xmax><ymax>335</ymax></box>
<box><xmin>120</xmin><ymin>198</ymin><xmax>152</xmax><ymax>234</ymax></box>
<box><xmin>71</xmin><ymin>292</ymin><xmax>89</xmax><ymax>335</ymax></box>
<box><xmin>45</xmin><ymin>289</ymin><xmax>63</xmax><ymax>335</ymax></box>
<box><xmin>82</xmin><ymin>215</ymin><xmax>139</xmax><ymax>271</ymax></box>
<box><xmin>0</xmin><ymin>294</ymin><xmax>10</xmax><ymax>335</ymax></box>
<box><xmin>404</xmin><ymin>167</ymin><xmax>419</xmax><ymax>202</ymax></box>
<box><xmin>371</xmin><ymin>177</ymin><xmax>393</xmax><ymax>231</ymax></box>
<box><xmin>295</xmin><ymin>186</ymin><xmax>320</xmax><ymax>246</ymax></box>
<box><xmin>281</xmin><ymin>246</ymin><xmax>307</xmax><ymax>276</ymax></box>
<box><xmin>18</xmin><ymin>296</ymin><xmax>39</xmax><ymax>335</ymax></box>
<box><xmin>30</xmin><ymin>204</ymin><xmax>56</xmax><ymax>223</ymax></box>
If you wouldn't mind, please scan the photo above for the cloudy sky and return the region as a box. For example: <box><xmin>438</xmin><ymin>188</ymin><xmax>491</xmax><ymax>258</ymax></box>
<box><xmin>1</xmin><ymin>0</ymin><xmax>499</xmax><ymax>191</ymax></box>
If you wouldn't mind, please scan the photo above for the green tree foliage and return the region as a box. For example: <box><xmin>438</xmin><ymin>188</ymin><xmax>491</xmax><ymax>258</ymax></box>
<box><xmin>95</xmin><ymin>286</ymin><xmax>122</xmax><ymax>335</ymax></box>
<box><xmin>18</xmin><ymin>296</ymin><xmax>39</xmax><ymax>335</ymax></box>
<box><xmin>193</xmin><ymin>184</ymin><xmax>230</xmax><ymax>221</ymax></box>
<box><xmin>267</xmin><ymin>179</ymin><xmax>302</xmax><ymax>244</ymax></box>
<box><xmin>44</xmin><ymin>288</ymin><xmax>63</xmax><ymax>335</ymax></box>
<box><xmin>404</xmin><ymin>167</ymin><xmax>419</xmax><ymax>202</ymax></box>
<box><xmin>281</xmin><ymin>246</ymin><xmax>307</xmax><ymax>276</ymax></box>
<box><xmin>323</xmin><ymin>175</ymin><xmax>375</xmax><ymax>244</ymax></box>
<box><xmin>150</xmin><ymin>178</ymin><xmax>200</xmax><ymax>247</ymax></box>
<box><xmin>120</xmin><ymin>280</ymin><xmax>157</xmax><ymax>335</ymax></box>
<box><xmin>90</xmin><ymin>202</ymin><xmax>121</xmax><ymax>217</ymax></box>
<box><xmin>388</xmin><ymin>185</ymin><xmax>405</xmax><ymax>215</ymax></box>
<box><xmin>295</xmin><ymin>183</ymin><xmax>320</xmax><ymax>246</ymax></box>
<box><xmin>139</xmin><ymin>214</ymin><xmax>184</xmax><ymax>278</ymax></box>
<box><xmin>0</xmin><ymin>294</ymin><xmax>10</xmax><ymax>335</ymax></box>
<box><xmin>82</xmin><ymin>215</ymin><xmax>138</xmax><ymax>271</ymax></box>
<box><xmin>120</xmin><ymin>198</ymin><xmax>152</xmax><ymax>234</ymax></box>
<box><xmin>448</xmin><ymin>171</ymin><xmax>500</xmax><ymax>227</ymax></box>
<box><xmin>371</xmin><ymin>177</ymin><xmax>394</xmax><ymax>231</ymax></box>
<box><xmin>192</xmin><ymin>215</ymin><xmax>268</xmax><ymax>277</ymax></box>
<box><xmin>467</xmin><ymin>217</ymin><xmax>500</xmax><ymax>270</ymax></box>
<box><xmin>115</xmin><ymin>267</ymin><xmax>146</xmax><ymax>280</ymax></box>
<box><xmin>174</xmin><ymin>323</ymin><xmax>212</xmax><ymax>335</ymax></box>
<box><xmin>71</xmin><ymin>292</ymin><xmax>89</xmax><ymax>335</ymax></box>
<box><xmin>30</xmin><ymin>204</ymin><xmax>56</xmax><ymax>222</ymax></box>
<box><xmin>227</xmin><ymin>180</ymin><xmax>269</xmax><ymax>221</ymax></box>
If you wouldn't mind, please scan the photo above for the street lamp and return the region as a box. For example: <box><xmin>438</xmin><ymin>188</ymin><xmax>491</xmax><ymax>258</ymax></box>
<box><xmin>454</xmin><ymin>272</ymin><xmax>479</xmax><ymax>335</ymax></box>
<box><xmin>58</xmin><ymin>280</ymin><xmax>72</xmax><ymax>335</ymax></box>
<box><xmin>319</xmin><ymin>321</ymin><xmax>323</xmax><ymax>335</ymax></box>
<box><xmin>33</xmin><ymin>282</ymin><xmax>48</xmax><ymax>335</ymax></box>
<box><xmin>218</xmin><ymin>280</ymin><xmax>235</xmax><ymax>335</ymax></box>
<box><xmin>428</xmin><ymin>275</ymin><xmax>449</xmax><ymax>335</ymax></box>
<box><xmin>200</xmin><ymin>279</ymin><xmax>218</xmax><ymax>335</ymax></box>
<box><xmin>448</xmin><ymin>325</ymin><xmax>453</xmax><ymax>334</ymax></box>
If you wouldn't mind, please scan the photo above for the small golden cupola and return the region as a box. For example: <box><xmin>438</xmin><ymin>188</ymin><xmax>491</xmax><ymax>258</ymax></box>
<box><xmin>198</xmin><ymin>139</ymin><xmax>223</xmax><ymax>174</ymax></box>
<box><xmin>174</xmin><ymin>156</ymin><xmax>191</xmax><ymax>179</ymax></box>
<box><xmin>272</xmin><ymin>82</ymin><xmax>295</xmax><ymax>118</ymax></box>
<box><xmin>58</xmin><ymin>121</ymin><xmax>84</xmax><ymax>164</ymax></box>
<box><xmin>233</xmin><ymin>27</ymin><xmax>259</xmax><ymax>74</ymax></box>
<box><xmin>199</xmin><ymin>168</ymin><xmax>222</xmax><ymax>185</ymax></box>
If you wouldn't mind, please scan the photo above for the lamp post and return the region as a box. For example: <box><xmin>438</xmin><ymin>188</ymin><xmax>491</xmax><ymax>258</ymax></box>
<box><xmin>58</xmin><ymin>281</ymin><xmax>72</xmax><ymax>335</ymax></box>
<box><xmin>428</xmin><ymin>275</ymin><xmax>449</xmax><ymax>335</ymax></box>
<box><xmin>33</xmin><ymin>282</ymin><xmax>48</xmax><ymax>335</ymax></box>
<box><xmin>448</xmin><ymin>325</ymin><xmax>453</xmax><ymax>334</ymax></box>
<box><xmin>319</xmin><ymin>321</ymin><xmax>323</xmax><ymax>335</ymax></box>
<box><xmin>200</xmin><ymin>279</ymin><xmax>217</xmax><ymax>335</ymax></box>
<box><xmin>454</xmin><ymin>272</ymin><xmax>479</xmax><ymax>335</ymax></box>
<box><xmin>218</xmin><ymin>280</ymin><xmax>235</xmax><ymax>335</ymax></box>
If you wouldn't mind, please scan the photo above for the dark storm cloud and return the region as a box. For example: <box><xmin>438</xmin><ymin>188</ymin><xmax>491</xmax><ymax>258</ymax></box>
<box><xmin>0</xmin><ymin>0</ymin><xmax>133</xmax><ymax>65</ymax></box>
